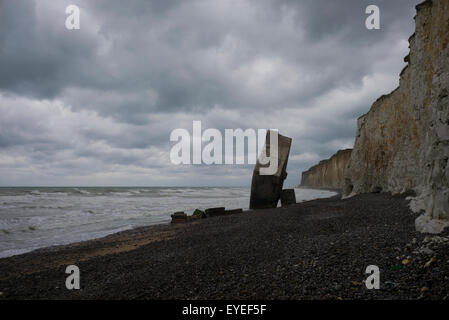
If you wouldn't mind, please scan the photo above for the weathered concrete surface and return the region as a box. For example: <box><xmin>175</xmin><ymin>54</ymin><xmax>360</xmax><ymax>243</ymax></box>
<box><xmin>300</xmin><ymin>149</ymin><xmax>352</xmax><ymax>190</ymax></box>
<box><xmin>225</xmin><ymin>208</ymin><xmax>243</xmax><ymax>215</ymax></box>
<box><xmin>205</xmin><ymin>207</ymin><xmax>225</xmax><ymax>217</ymax></box>
<box><xmin>250</xmin><ymin>131</ymin><xmax>292</xmax><ymax>209</ymax></box>
<box><xmin>171</xmin><ymin>212</ymin><xmax>187</xmax><ymax>223</ymax></box>
<box><xmin>344</xmin><ymin>0</ymin><xmax>449</xmax><ymax>233</ymax></box>
<box><xmin>280</xmin><ymin>189</ymin><xmax>296</xmax><ymax>207</ymax></box>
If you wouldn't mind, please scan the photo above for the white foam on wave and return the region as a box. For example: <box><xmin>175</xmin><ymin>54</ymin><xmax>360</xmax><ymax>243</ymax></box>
<box><xmin>73</xmin><ymin>188</ymin><xmax>91</xmax><ymax>195</ymax></box>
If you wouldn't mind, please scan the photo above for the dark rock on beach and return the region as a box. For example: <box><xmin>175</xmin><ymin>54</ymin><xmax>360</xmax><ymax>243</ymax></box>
<box><xmin>170</xmin><ymin>211</ymin><xmax>188</xmax><ymax>223</ymax></box>
<box><xmin>280</xmin><ymin>189</ymin><xmax>296</xmax><ymax>207</ymax></box>
<box><xmin>225</xmin><ymin>209</ymin><xmax>243</xmax><ymax>215</ymax></box>
<box><xmin>191</xmin><ymin>209</ymin><xmax>206</xmax><ymax>219</ymax></box>
<box><xmin>205</xmin><ymin>207</ymin><xmax>226</xmax><ymax>217</ymax></box>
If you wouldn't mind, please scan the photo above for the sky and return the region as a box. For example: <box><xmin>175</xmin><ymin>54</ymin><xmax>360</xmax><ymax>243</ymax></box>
<box><xmin>0</xmin><ymin>0</ymin><xmax>420</xmax><ymax>187</ymax></box>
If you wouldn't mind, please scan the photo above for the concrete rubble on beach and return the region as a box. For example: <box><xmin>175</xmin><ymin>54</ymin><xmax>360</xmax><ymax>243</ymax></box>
<box><xmin>171</xmin><ymin>207</ymin><xmax>244</xmax><ymax>223</ymax></box>
<box><xmin>281</xmin><ymin>189</ymin><xmax>296</xmax><ymax>207</ymax></box>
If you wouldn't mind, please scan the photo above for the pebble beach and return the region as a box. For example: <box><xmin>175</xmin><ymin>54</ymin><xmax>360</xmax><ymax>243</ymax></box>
<box><xmin>0</xmin><ymin>192</ymin><xmax>448</xmax><ymax>300</ymax></box>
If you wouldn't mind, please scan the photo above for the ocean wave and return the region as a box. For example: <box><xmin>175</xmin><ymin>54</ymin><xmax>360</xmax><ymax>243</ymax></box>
<box><xmin>73</xmin><ymin>188</ymin><xmax>91</xmax><ymax>195</ymax></box>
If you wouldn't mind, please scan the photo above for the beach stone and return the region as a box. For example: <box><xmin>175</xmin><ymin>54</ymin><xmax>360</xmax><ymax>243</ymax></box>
<box><xmin>280</xmin><ymin>189</ymin><xmax>296</xmax><ymax>207</ymax></box>
<box><xmin>191</xmin><ymin>209</ymin><xmax>206</xmax><ymax>219</ymax></box>
<box><xmin>171</xmin><ymin>211</ymin><xmax>187</xmax><ymax>223</ymax></box>
<box><xmin>250</xmin><ymin>130</ymin><xmax>292</xmax><ymax>209</ymax></box>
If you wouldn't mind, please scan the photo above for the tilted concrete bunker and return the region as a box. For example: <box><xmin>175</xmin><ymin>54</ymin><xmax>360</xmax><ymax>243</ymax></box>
<box><xmin>250</xmin><ymin>130</ymin><xmax>292</xmax><ymax>209</ymax></box>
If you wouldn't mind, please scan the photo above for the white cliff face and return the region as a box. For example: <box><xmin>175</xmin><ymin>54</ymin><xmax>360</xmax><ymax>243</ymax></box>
<box><xmin>344</xmin><ymin>0</ymin><xmax>449</xmax><ymax>233</ymax></box>
<box><xmin>414</xmin><ymin>40</ymin><xmax>449</xmax><ymax>233</ymax></box>
<box><xmin>300</xmin><ymin>149</ymin><xmax>352</xmax><ymax>190</ymax></box>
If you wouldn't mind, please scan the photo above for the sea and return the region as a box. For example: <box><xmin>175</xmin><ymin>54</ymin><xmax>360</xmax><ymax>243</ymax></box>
<box><xmin>0</xmin><ymin>187</ymin><xmax>337</xmax><ymax>258</ymax></box>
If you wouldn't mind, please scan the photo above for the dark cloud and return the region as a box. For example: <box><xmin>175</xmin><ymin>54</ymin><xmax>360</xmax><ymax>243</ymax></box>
<box><xmin>0</xmin><ymin>0</ymin><xmax>421</xmax><ymax>186</ymax></box>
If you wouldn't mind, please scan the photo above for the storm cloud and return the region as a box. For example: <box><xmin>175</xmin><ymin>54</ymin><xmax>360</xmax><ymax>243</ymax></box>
<box><xmin>0</xmin><ymin>0</ymin><xmax>419</xmax><ymax>186</ymax></box>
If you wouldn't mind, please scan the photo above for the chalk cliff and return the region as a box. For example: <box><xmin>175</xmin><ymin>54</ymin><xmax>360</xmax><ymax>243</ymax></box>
<box><xmin>300</xmin><ymin>149</ymin><xmax>352</xmax><ymax>190</ymax></box>
<box><xmin>344</xmin><ymin>0</ymin><xmax>449</xmax><ymax>233</ymax></box>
